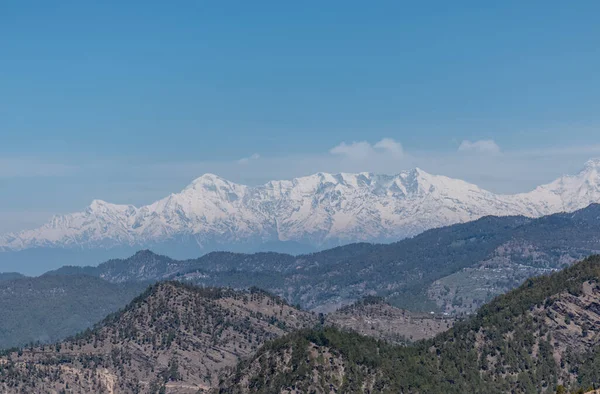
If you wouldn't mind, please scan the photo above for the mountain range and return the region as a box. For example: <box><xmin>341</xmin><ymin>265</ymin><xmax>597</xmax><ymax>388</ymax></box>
<box><xmin>32</xmin><ymin>204</ymin><xmax>600</xmax><ymax>315</ymax></box>
<box><xmin>2</xmin><ymin>159</ymin><xmax>600</xmax><ymax>274</ymax></box>
<box><xmin>1</xmin><ymin>202</ymin><xmax>599</xmax><ymax>352</ymax></box>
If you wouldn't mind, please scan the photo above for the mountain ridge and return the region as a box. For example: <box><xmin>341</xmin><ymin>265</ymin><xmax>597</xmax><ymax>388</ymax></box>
<box><xmin>3</xmin><ymin>160</ymin><xmax>600</xmax><ymax>257</ymax></box>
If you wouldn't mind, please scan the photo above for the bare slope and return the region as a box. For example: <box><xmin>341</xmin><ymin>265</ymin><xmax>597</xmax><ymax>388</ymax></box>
<box><xmin>326</xmin><ymin>296</ymin><xmax>454</xmax><ymax>344</ymax></box>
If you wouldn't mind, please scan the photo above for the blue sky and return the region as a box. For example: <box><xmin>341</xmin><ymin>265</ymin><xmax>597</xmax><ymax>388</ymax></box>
<box><xmin>1</xmin><ymin>1</ymin><xmax>600</xmax><ymax>232</ymax></box>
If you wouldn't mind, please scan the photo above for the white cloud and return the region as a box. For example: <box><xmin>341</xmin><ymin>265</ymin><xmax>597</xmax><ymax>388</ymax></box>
<box><xmin>329</xmin><ymin>141</ymin><xmax>373</xmax><ymax>159</ymax></box>
<box><xmin>330</xmin><ymin>138</ymin><xmax>404</xmax><ymax>159</ymax></box>
<box><xmin>237</xmin><ymin>153</ymin><xmax>261</xmax><ymax>164</ymax></box>
<box><xmin>458</xmin><ymin>139</ymin><xmax>501</xmax><ymax>154</ymax></box>
<box><xmin>374</xmin><ymin>138</ymin><xmax>404</xmax><ymax>157</ymax></box>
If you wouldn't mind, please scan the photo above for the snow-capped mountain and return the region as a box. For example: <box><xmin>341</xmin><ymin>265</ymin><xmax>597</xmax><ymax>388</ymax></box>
<box><xmin>2</xmin><ymin>159</ymin><xmax>600</xmax><ymax>253</ymax></box>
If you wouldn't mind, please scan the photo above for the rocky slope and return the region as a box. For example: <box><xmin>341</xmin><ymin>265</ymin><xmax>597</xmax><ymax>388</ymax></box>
<box><xmin>217</xmin><ymin>255</ymin><xmax>600</xmax><ymax>393</ymax></box>
<box><xmin>3</xmin><ymin>159</ymin><xmax>600</xmax><ymax>260</ymax></box>
<box><xmin>0</xmin><ymin>282</ymin><xmax>317</xmax><ymax>393</ymax></box>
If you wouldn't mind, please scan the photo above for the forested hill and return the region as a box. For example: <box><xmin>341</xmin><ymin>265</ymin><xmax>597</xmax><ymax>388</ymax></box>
<box><xmin>0</xmin><ymin>282</ymin><xmax>316</xmax><ymax>393</ymax></box>
<box><xmin>217</xmin><ymin>255</ymin><xmax>600</xmax><ymax>394</ymax></box>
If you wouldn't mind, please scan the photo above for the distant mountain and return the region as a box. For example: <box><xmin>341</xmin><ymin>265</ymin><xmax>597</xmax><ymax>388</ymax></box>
<box><xmin>0</xmin><ymin>272</ymin><xmax>25</xmax><ymax>281</ymax></box>
<box><xmin>0</xmin><ymin>282</ymin><xmax>317</xmax><ymax>393</ymax></box>
<box><xmin>0</xmin><ymin>275</ymin><xmax>146</xmax><ymax>349</ymax></box>
<box><xmin>276</xmin><ymin>203</ymin><xmax>600</xmax><ymax>313</ymax></box>
<box><xmin>218</xmin><ymin>256</ymin><xmax>600</xmax><ymax>393</ymax></box>
<box><xmin>42</xmin><ymin>204</ymin><xmax>600</xmax><ymax>316</ymax></box>
<box><xmin>45</xmin><ymin>249</ymin><xmax>178</xmax><ymax>282</ymax></box>
<box><xmin>45</xmin><ymin>249</ymin><xmax>297</xmax><ymax>283</ymax></box>
<box><xmin>3</xmin><ymin>159</ymin><xmax>600</xmax><ymax>273</ymax></box>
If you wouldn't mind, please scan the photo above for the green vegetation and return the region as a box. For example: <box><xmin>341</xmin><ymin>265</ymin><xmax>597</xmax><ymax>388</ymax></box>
<box><xmin>221</xmin><ymin>255</ymin><xmax>600</xmax><ymax>393</ymax></box>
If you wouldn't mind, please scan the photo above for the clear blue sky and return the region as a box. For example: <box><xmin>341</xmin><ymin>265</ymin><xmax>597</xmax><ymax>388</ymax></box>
<box><xmin>1</xmin><ymin>1</ymin><xmax>600</xmax><ymax>232</ymax></box>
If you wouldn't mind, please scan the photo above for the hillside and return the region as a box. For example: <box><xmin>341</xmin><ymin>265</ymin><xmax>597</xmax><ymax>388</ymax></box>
<box><xmin>0</xmin><ymin>282</ymin><xmax>317</xmax><ymax>393</ymax></box>
<box><xmin>218</xmin><ymin>255</ymin><xmax>600</xmax><ymax>393</ymax></box>
<box><xmin>0</xmin><ymin>275</ymin><xmax>146</xmax><ymax>350</ymax></box>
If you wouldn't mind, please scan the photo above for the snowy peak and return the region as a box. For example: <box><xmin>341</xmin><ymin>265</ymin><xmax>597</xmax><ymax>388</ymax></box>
<box><xmin>511</xmin><ymin>159</ymin><xmax>600</xmax><ymax>215</ymax></box>
<box><xmin>577</xmin><ymin>159</ymin><xmax>600</xmax><ymax>188</ymax></box>
<box><xmin>87</xmin><ymin>199</ymin><xmax>136</xmax><ymax>215</ymax></box>
<box><xmin>557</xmin><ymin>158</ymin><xmax>599</xmax><ymax>186</ymax></box>
<box><xmin>88</xmin><ymin>199</ymin><xmax>114</xmax><ymax>213</ymax></box>
<box><xmin>578</xmin><ymin>160</ymin><xmax>600</xmax><ymax>184</ymax></box>
<box><xmin>583</xmin><ymin>158</ymin><xmax>600</xmax><ymax>171</ymax></box>
<box><xmin>3</xmin><ymin>161</ymin><xmax>600</xmax><ymax>252</ymax></box>
<box><xmin>567</xmin><ymin>158</ymin><xmax>600</xmax><ymax>185</ymax></box>
<box><xmin>186</xmin><ymin>173</ymin><xmax>231</xmax><ymax>189</ymax></box>
<box><xmin>183</xmin><ymin>174</ymin><xmax>247</xmax><ymax>200</ymax></box>
<box><xmin>274</xmin><ymin>168</ymin><xmax>451</xmax><ymax>198</ymax></box>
